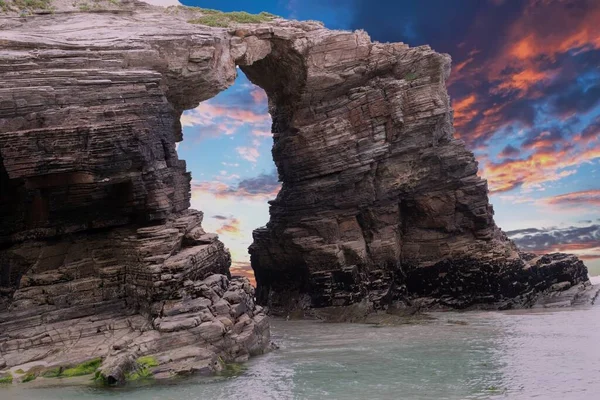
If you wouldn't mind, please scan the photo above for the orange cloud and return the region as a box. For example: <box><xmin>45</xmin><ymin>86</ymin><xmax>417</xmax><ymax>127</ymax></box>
<box><xmin>452</xmin><ymin>100</ymin><xmax>519</xmax><ymax>145</ymax></box>
<box><xmin>509</xmin><ymin>34</ymin><xmax>536</xmax><ymax>60</ymax></box>
<box><xmin>501</xmin><ymin>1</ymin><xmax>600</xmax><ymax>69</ymax></box>
<box><xmin>452</xmin><ymin>94</ymin><xmax>478</xmax><ymax>134</ymax></box>
<box><xmin>204</xmin><ymin>103</ymin><xmax>267</xmax><ymax>124</ymax></box>
<box><xmin>534</xmin><ymin>242</ymin><xmax>600</xmax><ymax>262</ymax></box>
<box><xmin>494</xmin><ymin>68</ymin><xmax>556</xmax><ymax>93</ymax></box>
<box><xmin>230</xmin><ymin>261</ymin><xmax>256</xmax><ymax>286</ymax></box>
<box><xmin>527</xmin><ymin>244</ymin><xmax>600</xmax><ymax>264</ymax></box>
<box><xmin>544</xmin><ymin>190</ymin><xmax>600</xmax><ymax>207</ymax></box>
<box><xmin>548</xmin><ymin>242</ymin><xmax>600</xmax><ymax>252</ymax></box>
<box><xmin>509</xmin><ymin>3</ymin><xmax>600</xmax><ymax>61</ymax></box>
<box><xmin>482</xmin><ymin>3</ymin><xmax>600</xmax><ymax>101</ymax></box>
<box><xmin>216</xmin><ymin>217</ymin><xmax>242</xmax><ymax>236</ymax></box>
<box><xmin>193</xmin><ymin>181</ymin><xmax>230</xmax><ymax>195</ymax></box>
<box><xmin>450</xmin><ymin>0</ymin><xmax>600</xmax><ymax>149</ymax></box>
<box><xmin>481</xmin><ymin>142</ymin><xmax>600</xmax><ymax>193</ymax></box>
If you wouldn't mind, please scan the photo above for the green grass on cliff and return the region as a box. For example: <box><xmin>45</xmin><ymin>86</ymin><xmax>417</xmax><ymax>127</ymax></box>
<box><xmin>188</xmin><ymin>9</ymin><xmax>277</xmax><ymax>27</ymax></box>
<box><xmin>0</xmin><ymin>0</ymin><xmax>53</xmax><ymax>13</ymax></box>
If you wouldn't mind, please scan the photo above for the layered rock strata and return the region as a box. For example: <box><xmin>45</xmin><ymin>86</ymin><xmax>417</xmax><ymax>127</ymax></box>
<box><xmin>0</xmin><ymin>3</ymin><xmax>280</xmax><ymax>382</ymax></box>
<box><xmin>240</xmin><ymin>18</ymin><xmax>597</xmax><ymax>311</ymax></box>
<box><xmin>0</xmin><ymin>1</ymin><xmax>596</xmax><ymax>383</ymax></box>
<box><xmin>0</xmin><ymin>210</ymin><xmax>269</xmax><ymax>383</ymax></box>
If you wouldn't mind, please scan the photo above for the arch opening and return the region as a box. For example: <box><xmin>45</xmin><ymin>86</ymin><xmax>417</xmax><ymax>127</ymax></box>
<box><xmin>178</xmin><ymin>69</ymin><xmax>280</xmax><ymax>287</ymax></box>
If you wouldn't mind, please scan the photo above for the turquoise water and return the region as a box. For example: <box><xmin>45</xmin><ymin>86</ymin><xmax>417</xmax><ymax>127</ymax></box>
<box><xmin>4</xmin><ymin>277</ymin><xmax>599</xmax><ymax>400</ymax></box>
<box><xmin>5</xmin><ymin>301</ymin><xmax>600</xmax><ymax>399</ymax></box>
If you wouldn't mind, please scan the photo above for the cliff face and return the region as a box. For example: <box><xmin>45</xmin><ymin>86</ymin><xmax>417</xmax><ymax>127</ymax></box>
<box><xmin>244</xmin><ymin>30</ymin><xmax>515</xmax><ymax>309</ymax></box>
<box><xmin>0</xmin><ymin>2</ymin><xmax>595</xmax><ymax>382</ymax></box>
<box><xmin>240</xmin><ymin>21</ymin><xmax>593</xmax><ymax>311</ymax></box>
<box><xmin>0</xmin><ymin>4</ymin><xmax>276</xmax><ymax>382</ymax></box>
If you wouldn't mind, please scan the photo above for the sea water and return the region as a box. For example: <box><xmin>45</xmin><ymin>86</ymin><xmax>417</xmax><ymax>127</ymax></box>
<box><xmin>4</xmin><ymin>278</ymin><xmax>600</xmax><ymax>400</ymax></box>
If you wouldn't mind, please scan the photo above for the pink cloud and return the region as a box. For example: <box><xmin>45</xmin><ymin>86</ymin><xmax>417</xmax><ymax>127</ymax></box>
<box><xmin>191</xmin><ymin>172</ymin><xmax>281</xmax><ymax>202</ymax></box>
<box><xmin>250</xmin><ymin>86</ymin><xmax>268</xmax><ymax>104</ymax></box>
<box><xmin>190</xmin><ymin>103</ymin><xmax>270</xmax><ymax>125</ymax></box>
<box><xmin>544</xmin><ymin>189</ymin><xmax>600</xmax><ymax>207</ymax></box>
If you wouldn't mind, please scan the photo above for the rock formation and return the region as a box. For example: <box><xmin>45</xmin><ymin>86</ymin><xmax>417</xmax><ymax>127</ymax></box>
<box><xmin>0</xmin><ymin>3</ymin><xmax>277</xmax><ymax>383</ymax></box>
<box><xmin>241</xmin><ymin>15</ymin><xmax>597</xmax><ymax>311</ymax></box>
<box><xmin>0</xmin><ymin>1</ymin><xmax>596</xmax><ymax>384</ymax></box>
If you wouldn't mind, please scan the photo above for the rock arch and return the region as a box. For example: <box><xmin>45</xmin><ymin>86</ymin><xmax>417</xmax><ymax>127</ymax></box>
<box><xmin>0</xmin><ymin>4</ymin><xmax>593</xmax><ymax>378</ymax></box>
<box><xmin>0</xmin><ymin>6</ymin><xmax>591</xmax><ymax>311</ymax></box>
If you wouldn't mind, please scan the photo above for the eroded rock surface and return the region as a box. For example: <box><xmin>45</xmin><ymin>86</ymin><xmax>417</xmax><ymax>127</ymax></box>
<box><xmin>0</xmin><ymin>3</ymin><xmax>280</xmax><ymax>381</ymax></box>
<box><xmin>0</xmin><ymin>210</ymin><xmax>269</xmax><ymax>383</ymax></box>
<box><xmin>238</xmin><ymin>17</ymin><xmax>597</xmax><ymax>311</ymax></box>
<box><xmin>0</xmin><ymin>1</ymin><xmax>597</xmax><ymax>383</ymax></box>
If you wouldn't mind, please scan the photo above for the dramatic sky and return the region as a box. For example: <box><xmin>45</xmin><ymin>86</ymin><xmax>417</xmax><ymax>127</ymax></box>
<box><xmin>162</xmin><ymin>0</ymin><xmax>600</xmax><ymax>280</ymax></box>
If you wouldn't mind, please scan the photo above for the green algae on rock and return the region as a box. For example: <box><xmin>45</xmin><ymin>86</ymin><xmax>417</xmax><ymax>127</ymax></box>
<box><xmin>121</xmin><ymin>356</ymin><xmax>161</xmax><ymax>383</ymax></box>
<box><xmin>136</xmin><ymin>356</ymin><xmax>159</xmax><ymax>369</ymax></box>
<box><xmin>60</xmin><ymin>359</ymin><xmax>102</xmax><ymax>378</ymax></box>
<box><xmin>0</xmin><ymin>373</ymin><xmax>13</xmax><ymax>385</ymax></box>
<box><xmin>124</xmin><ymin>368</ymin><xmax>154</xmax><ymax>382</ymax></box>
<box><xmin>41</xmin><ymin>367</ymin><xmax>63</xmax><ymax>378</ymax></box>
<box><xmin>218</xmin><ymin>362</ymin><xmax>248</xmax><ymax>378</ymax></box>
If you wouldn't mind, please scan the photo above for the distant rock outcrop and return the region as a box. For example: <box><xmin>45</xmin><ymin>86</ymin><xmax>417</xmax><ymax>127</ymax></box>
<box><xmin>0</xmin><ymin>1</ymin><xmax>595</xmax><ymax>384</ymax></box>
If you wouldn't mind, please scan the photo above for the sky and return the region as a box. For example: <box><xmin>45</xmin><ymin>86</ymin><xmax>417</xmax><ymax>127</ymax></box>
<box><xmin>155</xmin><ymin>0</ymin><xmax>600</xmax><ymax>280</ymax></box>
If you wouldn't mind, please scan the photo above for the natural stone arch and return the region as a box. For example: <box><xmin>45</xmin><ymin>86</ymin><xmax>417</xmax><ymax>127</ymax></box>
<box><xmin>0</xmin><ymin>6</ymin><xmax>590</xmax><ymax>315</ymax></box>
<box><xmin>0</xmin><ymin>5</ymin><xmax>592</xmax><ymax>380</ymax></box>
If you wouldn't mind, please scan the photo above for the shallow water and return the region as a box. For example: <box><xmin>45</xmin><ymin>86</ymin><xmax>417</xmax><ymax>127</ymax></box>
<box><xmin>5</xmin><ymin>291</ymin><xmax>600</xmax><ymax>400</ymax></box>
